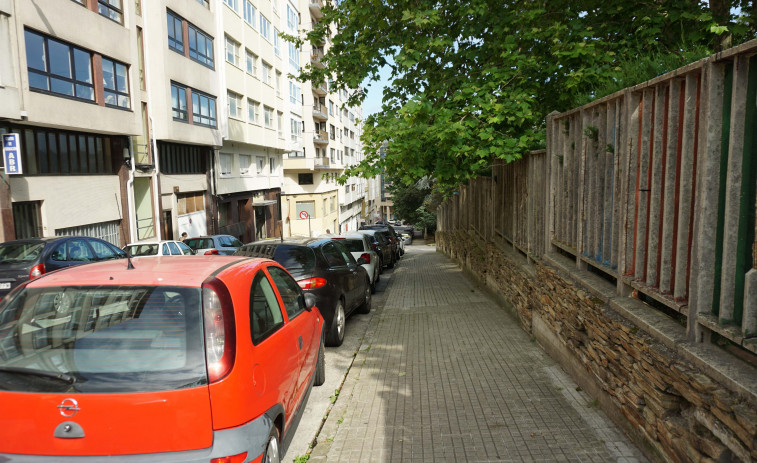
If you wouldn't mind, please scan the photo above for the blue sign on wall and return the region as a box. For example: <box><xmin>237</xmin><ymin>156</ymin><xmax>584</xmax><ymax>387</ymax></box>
<box><xmin>2</xmin><ymin>134</ymin><xmax>23</xmax><ymax>175</ymax></box>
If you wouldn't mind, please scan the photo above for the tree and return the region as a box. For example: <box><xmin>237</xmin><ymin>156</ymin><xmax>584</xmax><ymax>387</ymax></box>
<box><xmin>297</xmin><ymin>0</ymin><xmax>756</xmax><ymax>190</ymax></box>
<box><xmin>388</xmin><ymin>181</ymin><xmax>429</xmax><ymax>225</ymax></box>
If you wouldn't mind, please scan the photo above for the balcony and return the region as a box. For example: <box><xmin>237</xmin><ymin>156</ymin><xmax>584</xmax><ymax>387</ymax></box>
<box><xmin>314</xmin><ymin>130</ymin><xmax>329</xmax><ymax>145</ymax></box>
<box><xmin>313</xmin><ymin>81</ymin><xmax>328</xmax><ymax>96</ymax></box>
<box><xmin>314</xmin><ymin>156</ymin><xmax>330</xmax><ymax>169</ymax></box>
<box><xmin>309</xmin><ymin>0</ymin><xmax>324</xmax><ymax>19</ymax></box>
<box><xmin>312</xmin><ymin>104</ymin><xmax>328</xmax><ymax>121</ymax></box>
<box><xmin>310</xmin><ymin>47</ymin><xmax>325</xmax><ymax>69</ymax></box>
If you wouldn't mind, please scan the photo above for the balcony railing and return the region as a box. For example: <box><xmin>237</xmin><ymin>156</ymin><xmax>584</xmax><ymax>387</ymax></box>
<box><xmin>309</xmin><ymin>0</ymin><xmax>324</xmax><ymax>19</ymax></box>
<box><xmin>314</xmin><ymin>81</ymin><xmax>328</xmax><ymax>96</ymax></box>
<box><xmin>314</xmin><ymin>131</ymin><xmax>329</xmax><ymax>144</ymax></box>
<box><xmin>314</xmin><ymin>156</ymin><xmax>330</xmax><ymax>168</ymax></box>
<box><xmin>310</xmin><ymin>47</ymin><xmax>325</xmax><ymax>69</ymax></box>
<box><xmin>312</xmin><ymin>104</ymin><xmax>328</xmax><ymax>121</ymax></box>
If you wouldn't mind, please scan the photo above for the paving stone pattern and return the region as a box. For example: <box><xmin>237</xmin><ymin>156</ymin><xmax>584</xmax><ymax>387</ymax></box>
<box><xmin>310</xmin><ymin>244</ymin><xmax>647</xmax><ymax>462</ymax></box>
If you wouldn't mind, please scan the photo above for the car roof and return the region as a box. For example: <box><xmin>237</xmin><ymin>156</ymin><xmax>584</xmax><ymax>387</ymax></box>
<box><xmin>248</xmin><ymin>237</ymin><xmax>330</xmax><ymax>247</ymax></box>
<box><xmin>26</xmin><ymin>255</ymin><xmax>260</xmax><ymax>288</ymax></box>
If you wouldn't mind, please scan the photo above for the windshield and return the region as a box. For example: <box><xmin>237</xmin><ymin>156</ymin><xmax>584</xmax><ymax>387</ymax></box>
<box><xmin>339</xmin><ymin>239</ymin><xmax>365</xmax><ymax>253</ymax></box>
<box><xmin>0</xmin><ymin>242</ymin><xmax>44</xmax><ymax>264</ymax></box>
<box><xmin>0</xmin><ymin>285</ymin><xmax>206</xmax><ymax>393</ymax></box>
<box><xmin>124</xmin><ymin>244</ymin><xmax>159</xmax><ymax>256</ymax></box>
<box><xmin>272</xmin><ymin>246</ymin><xmax>316</xmax><ymax>274</ymax></box>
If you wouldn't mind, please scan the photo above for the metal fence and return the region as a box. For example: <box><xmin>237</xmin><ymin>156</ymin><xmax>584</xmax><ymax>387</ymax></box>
<box><xmin>438</xmin><ymin>39</ymin><xmax>757</xmax><ymax>354</ymax></box>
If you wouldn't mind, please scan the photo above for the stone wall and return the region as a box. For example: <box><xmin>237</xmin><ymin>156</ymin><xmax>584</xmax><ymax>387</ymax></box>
<box><xmin>438</xmin><ymin>230</ymin><xmax>757</xmax><ymax>463</ymax></box>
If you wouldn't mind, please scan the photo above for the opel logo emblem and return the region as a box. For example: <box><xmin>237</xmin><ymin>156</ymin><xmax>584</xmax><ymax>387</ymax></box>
<box><xmin>57</xmin><ymin>398</ymin><xmax>80</xmax><ymax>417</ymax></box>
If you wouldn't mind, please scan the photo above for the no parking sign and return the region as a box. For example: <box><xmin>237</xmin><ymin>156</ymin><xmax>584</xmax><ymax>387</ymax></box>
<box><xmin>299</xmin><ymin>211</ymin><xmax>309</xmax><ymax>220</ymax></box>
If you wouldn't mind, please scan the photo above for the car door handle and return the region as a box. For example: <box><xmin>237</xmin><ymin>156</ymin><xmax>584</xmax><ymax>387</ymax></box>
<box><xmin>298</xmin><ymin>336</ymin><xmax>303</xmax><ymax>350</ymax></box>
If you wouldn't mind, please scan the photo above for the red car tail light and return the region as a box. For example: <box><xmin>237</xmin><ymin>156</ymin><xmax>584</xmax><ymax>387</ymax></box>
<box><xmin>210</xmin><ymin>452</ymin><xmax>247</xmax><ymax>463</ymax></box>
<box><xmin>360</xmin><ymin>253</ymin><xmax>371</xmax><ymax>264</ymax></box>
<box><xmin>201</xmin><ymin>279</ymin><xmax>236</xmax><ymax>382</ymax></box>
<box><xmin>371</xmin><ymin>242</ymin><xmax>379</xmax><ymax>250</ymax></box>
<box><xmin>297</xmin><ymin>277</ymin><xmax>327</xmax><ymax>289</ymax></box>
<box><xmin>204</xmin><ymin>249</ymin><xmax>220</xmax><ymax>255</ymax></box>
<box><xmin>29</xmin><ymin>264</ymin><xmax>45</xmax><ymax>279</ymax></box>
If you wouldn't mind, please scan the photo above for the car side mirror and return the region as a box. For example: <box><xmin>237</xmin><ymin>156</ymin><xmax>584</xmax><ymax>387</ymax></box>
<box><xmin>357</xmin><ymin>257</ymin><xmax>367</xmax><ymax>265</ymax></box>
<box><xmin>304</xmin><ymin>293</ymin><xmax>317</xmax><ymax>311</ymax></box>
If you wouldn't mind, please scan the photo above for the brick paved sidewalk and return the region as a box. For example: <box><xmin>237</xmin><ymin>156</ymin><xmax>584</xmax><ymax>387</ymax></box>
<box><xmin>309</xmin><ymin>243</ymin><xmax>647</xmax><ymax>462</ymax></box>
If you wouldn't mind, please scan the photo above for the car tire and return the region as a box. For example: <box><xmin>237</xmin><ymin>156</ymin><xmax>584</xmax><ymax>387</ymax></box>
<box><xmin>262</xmin><ymin>427</ymin><xmax>281</xmax><ymax>463</ymax></box>
<box><xmin>314</xmin><ymin>336</ymin><xmax>326</xmax><ymax>386</ymax></box>
<box><xmin>371</xmin><ymin>268</ymin><xmax>378</xmax><ymax>294</ymax></box>
<box><xmin>379</xmin><ymin>257</ymin><xmax>384</xmax><ymax>273</ymax></box>
<box><xmin>325</xmin><ymin>299</ymin><xmax>345</xmax><ymax>347</ymax></box>
<box><xmin>357</xmin><ymin>280</ymin><xmax>372</xmax><ymax>314</ymax></box>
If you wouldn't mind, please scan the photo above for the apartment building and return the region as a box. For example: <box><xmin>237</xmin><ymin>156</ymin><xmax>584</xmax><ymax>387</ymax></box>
<box><xmin>0</xmin><ymin>0</ymin><xmax>365</xmax><ymax>245</ymax></box>
<box><xmin>281</xmin><ymin>0</ymin><xmax>366</xmax><ymax>237</ymax></box>
<box><xmin>216</xmin><ymin>0</ymin><xmax>295</xmax><ymax>242</ymax></box>
<box><xmin>0</xmin><ymin>0</ymin><xmax>139</xmax><ymax>245</ymax></box>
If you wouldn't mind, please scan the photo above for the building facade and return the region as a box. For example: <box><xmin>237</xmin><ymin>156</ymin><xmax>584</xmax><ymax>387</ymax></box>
<box><xmin>0</xmin><ymin>0</ymin><xmax>364</xmax><ymax>245</ymax></box>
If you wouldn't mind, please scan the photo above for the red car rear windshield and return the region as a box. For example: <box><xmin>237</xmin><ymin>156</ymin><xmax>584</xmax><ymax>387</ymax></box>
<box><xmin>0</xmin><ymin>285</ymin><xmax>206</xmax><ymax>393</ymax></box>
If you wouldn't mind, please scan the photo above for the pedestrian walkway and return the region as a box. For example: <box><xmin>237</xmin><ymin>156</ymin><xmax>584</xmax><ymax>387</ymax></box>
<box><xmin>309</xmin><ymin>243</ymin><xmax>647</xmax><ymax>463</ymax></box>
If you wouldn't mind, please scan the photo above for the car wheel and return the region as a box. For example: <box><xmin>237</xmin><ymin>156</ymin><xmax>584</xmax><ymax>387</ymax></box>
<box><xmin>314</xmin><ymin>335</ymin><xmax>326</xmax><ymax>386</ymax></box>
<box><xmin>325</xmin><ymin>299</ymin><xmax>345</xmax><ymax>347</ymax></box>
<box><xmin>263</xmin><ymin>427</ymin><xmax>280</xmax><ymax>463</ymax></box>
<box><xmin>371</xmin><ymin>268</ymin><xmax>378</xmax><ymax>294</ymax></box>
<box><xmin>357</xmin><ymin>280</ymin><xmax>372</xmax><ymax>314</ymax></box>
<box><xmin>379</xmin><ymin>257</ymin><xmax>384</xmax><ymax>273</ymax></box>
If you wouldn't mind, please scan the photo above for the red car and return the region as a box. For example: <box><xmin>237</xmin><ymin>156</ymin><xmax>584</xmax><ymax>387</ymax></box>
<box><xmin>0</xmin><ymin>255</ymin><xmax>325</xmax><ymax>462</ymax></box>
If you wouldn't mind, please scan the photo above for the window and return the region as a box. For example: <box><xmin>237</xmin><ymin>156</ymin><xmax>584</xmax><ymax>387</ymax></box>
<box><xmin>268</xmin><ymin>266</ymin><xmax>306</xmax><ymax>319</ymax></box>
<box><xmin>263</xmin><ymin>106</ymin><xmax>274</xmax><ymax>128</ymax></box>
<box><xmin>188</xmin><ymin>25</ymin><xmax>214</xmax><ymax>68</ymax></box>
<box><xmin>288</xmin><ymin>42</ymin><xmax>299</xmax><ymax>71</ymax></box>
<box><xmin>102</xmin><ymin>58</ymin><xmax>129</xmax><ymax>109</ymax></box>
<box><xmin>246</xmin><ymin>49</ymin><xmax>258</xmax><ymax>75</ymax></box>
<box><xmin>219</xmin><ymin>153</ymin><xmax>232</xmax><ymax>176</ymax></box>
<box><xmin>239</xmin><ymin>154</ymin><xmax>251</xmax><ymax>175</ymax></box>
<box><xmin>171</xmin><ymin>82</ymin><xmax>188</xmax><ymax>121</ymax></box>
<box><xmin>275</xmin><ymin>71</ymin><xmax>282</xmax><ymax>97</ymax></box>
<box><xmin>249</xmin><ymin>272</ymin><xmax>284</xmax><ymax>345</ymax></box>
<box><xmin>328</xmin><ymin>100</ymin><xmax>334</xmax><ymax>115</ymax></box>
<box><xmin>289</xmin><ymin>81</ymin><xmax>300</xmax><ymax>105</ymax></box>
<box><xmin>160</xmin><ymin>142</ymin><xmax>209</xmax><ymax>174</ymax></box>
<box><xmin>25</xmin><ymin>29</ymin><xmax>94</xmax><ymax>101</ymax></box>
<box><xmin>274</xmin><ymin>28</ymin><xmax>281</xmax><ymax>57</ymax></box>
<box><xmin>277</xmin><ymin>111</ymin><xmax>283</xmax><ymax>137</ymax></box>
<box><xmin>260</xmin><ymin>15</ymin><xmax>272</xmax><ymax>41</ymax></box>
<box><xmin>269</xmin><ymin>156</ymin><xmax>276</xmax><ymax>173</ymax></box>
<box><xmin>167</xmin><ymin>11</ymin><xmax>184</xmax><ymax>53</ymax></box>
<box><xmin>248</xmin><ymin>99</ymin><xmax>260</xmax><ymax>123</ymax></box>
<box><xmin>192</xmin><ymin>91</ymin><xmax>217</xmax><ymax>127</ymax></box>
<box><xmin>261</xmin><ymin>61</ymin><xmax>272</xmax><ymax>85</ymax></box>
<box><xmin>196</xmin><ymin>0</ymin><xmax>209</xmax><ymax>7</ymax></box>
<box><xmin>98</xmin><ymin>0</ymin><xmax>123</xmax><ymax>23</ymax></box>
<box><xmin>286</xmin><ymin>4</ymin><xmax>298</xmax><ymax>31</ymax></box>
<box><xmin>290</xmin><ymin>118</ymin><xmax>302</xmax><ymax>141</ymax></box>
<box><xmin>298</xmin><ymin>173</ymin><xmax>313</xmax><ymax>185</ymax></box>
<box><xmin>223</xmin><ymin>0</ymin><xmax>239</xmax><ymax>12</ymax></box>
<box><xmin>228</xmin><ymin>91</ymin><xmax>242</xmax><ymax>119</ymax></box>
<box><xmin>330</xmin><ymin>124</ymin><xmax>335</xmax><ymax>140</ymax></box>
<box><xmin>225</xmin><ymin>35</ymin><xmax>240</xmax><ymax>66</ymax></box>
<box><xmin>322</xmin><ymin>242</ymin><xmax>346</xmax><ymax>267</ymax></box>
<box><xmin>322</xmin><ymin>198</ymin><xmax>327</xmax><ymax>216</ymax></box>
<box><xmin>243</xmin><ymin>0</ymin><xmax>256</xmax><ymax>27</ymax></box>
<box><xmin>256</xmin><ymin>156</ymin><xmax>265</xmax><ymax>174</ymax></box>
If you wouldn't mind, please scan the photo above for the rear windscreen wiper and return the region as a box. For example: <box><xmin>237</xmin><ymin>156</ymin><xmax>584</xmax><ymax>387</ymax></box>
<box><xmin>0</xmin><ymin>366</ymin><xmax>76</xmax><ymax>384</ymax></box>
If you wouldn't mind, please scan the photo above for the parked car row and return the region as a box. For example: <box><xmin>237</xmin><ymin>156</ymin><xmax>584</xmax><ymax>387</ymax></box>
<box><xmin>0</xmin><ymin>225</ymin><xmax>411</xmax><ymax>462</ymax></box>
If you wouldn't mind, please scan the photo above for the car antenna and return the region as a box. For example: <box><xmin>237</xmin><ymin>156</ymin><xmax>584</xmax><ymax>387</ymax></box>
<box><xmin>126</xmin><ymin>251</ymin><xmax>135</xmax><ymax>270</ymax></box>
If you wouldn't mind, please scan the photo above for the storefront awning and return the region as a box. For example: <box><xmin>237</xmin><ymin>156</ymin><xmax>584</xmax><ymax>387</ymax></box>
<box><xmin>252</xmin><ymin>200</ymin><xmax>278</xmax><ymax>206</ymax></box>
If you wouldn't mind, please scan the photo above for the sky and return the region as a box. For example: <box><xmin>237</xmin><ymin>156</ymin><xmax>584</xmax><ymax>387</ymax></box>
<box><xmin>361</xmin><ymin>64</ymin><xmax>392</xmax><ymax>117</ymax></box>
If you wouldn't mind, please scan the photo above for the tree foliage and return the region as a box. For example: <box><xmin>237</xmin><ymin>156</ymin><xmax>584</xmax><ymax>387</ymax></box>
<box><xmin>298</xmin><ymin>0</ymin><xmax>756</xmax><ymax>190</ymax></box>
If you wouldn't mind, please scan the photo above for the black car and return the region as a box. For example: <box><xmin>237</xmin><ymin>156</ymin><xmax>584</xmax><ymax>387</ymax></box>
<box><xmin>358</xmin><ymin>229</ymin><xmax>395</xmax><ymax>269</ymax></box>
<box><xmin>0</xmin><ymin>236</ymin><xmax>127</xmax><ymax>299</ymax></box>
<box><xmin>235</xmin><ymin>237</ymin><xmax>371</xmax><ymax>347</ymax></box>
<box><xmin>359</xmin><ymin>224</ymin><xmax>402</xmax><ymax>261</ymax></box>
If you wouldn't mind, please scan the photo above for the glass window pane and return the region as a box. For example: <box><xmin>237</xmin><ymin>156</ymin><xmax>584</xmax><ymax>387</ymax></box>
<box><xmin>116</xmin><ymin>63</ymin><xmax>128</xmax><ymax>92</ymax></box>
<box><xmin>48</xmin><ymin>40</ymin><xmax>72</xmax><ymax>78</ymax></box>
<box><xmin>102</xmin><ymin>58</ymin><xmax>115</xmax><ymax>90</ymax></box>
<box><xmin>24</xmin><ymin>31</ymin><xmax>46</xmax><ymax>71</ymax></box>
<box><xmin>104</xmin><ymin>91</ymin><xmax>116</xmax><ymax>106</ymax></box>
<box><xmin>74</xmin><ymin>49</ymin><xmax>92</xmax><ymax>84</ymax></box>
<box><xmin>117</xmin><ymin>94</ymin><xmax>129</xmax><ymax>108</ymax></box>
<box><xmin>50</xmin><ymin>77</ymin><xmax>74</xmax><ymax>96</ymax></box>
<box><xmin>179</xmin><ymin>88</ymin><xmax>187</xmax><ymax>110</ymax></box>
<box><xmin>28</xmin><ymin>71</ymin><xmax>49</xmax><ymax>91</ymax></box>
<box><xmin>76</xmin><ymin>84</ymin><xmax>94</xmax><ymax>101</ymax></box>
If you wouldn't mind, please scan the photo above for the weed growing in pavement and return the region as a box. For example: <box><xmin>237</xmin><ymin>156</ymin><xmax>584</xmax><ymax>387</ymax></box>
<box><xmin>529</xmin><ymin>336</ymin><xmax>536</xmax><ymax>342</ymax></box>
<box><xmin>326</xmin><ymin>437</ymin><xmax>334</xmax><ymax>442</ymax></box>
<box><xmin>337</xmin><ymin>417</ymin><xmax>344</xmax><ymax>425</ymax></box>
<box><xmin>575</xmin><ymin>386</ymin><xmax>583</xmax><ymax>392</ymax></box>
<box><xmin>330</xmin><ymin>389</ymin><xmax>340</xmax><ymax>404</ymax></box>
<box><xmin>588</xmin><ymin>398</ymin><xmax>599</xmax><ymax>408</ymax></box>
<box><xmin>294</xmin><ymin>455</ymin><xmax>310</xmax><ymax>463</ymax></box>
<box><xmin>556</xmin><ymin>387</ymin><xmax>564</xmax><ymax>391</ymax></box>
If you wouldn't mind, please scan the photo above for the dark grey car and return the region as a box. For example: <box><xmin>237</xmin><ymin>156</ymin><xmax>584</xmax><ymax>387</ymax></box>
<box><xmin>0</xmin><ymin>236</ymin><xmax>127</xmax><ymax>299</ymax></box>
